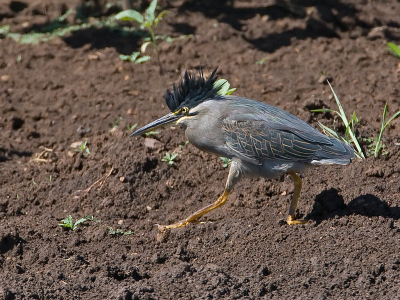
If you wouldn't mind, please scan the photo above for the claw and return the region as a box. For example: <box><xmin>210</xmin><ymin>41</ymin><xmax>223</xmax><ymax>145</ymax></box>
<box><xmin>287</xmin><ymin>215</ymin><xmax>308</xmax><ymax>225</ymax></box>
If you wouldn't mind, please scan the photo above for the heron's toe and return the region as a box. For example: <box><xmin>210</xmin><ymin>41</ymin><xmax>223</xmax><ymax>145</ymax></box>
<box><xmin>286</xmin><ymin>215</ymin><xmax>308</xmax><ymax>225</ymax></box>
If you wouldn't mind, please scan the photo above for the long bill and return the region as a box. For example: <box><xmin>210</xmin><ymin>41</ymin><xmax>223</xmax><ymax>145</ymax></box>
<box><xmin>130</xmin><ymin>112</ymin><xmax>182</xmax><ymax>136</ymax></box>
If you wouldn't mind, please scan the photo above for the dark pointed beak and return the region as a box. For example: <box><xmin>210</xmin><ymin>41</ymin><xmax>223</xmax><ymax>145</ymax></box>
<box><xmin>130</xmin><ymin>112</ymin><xmax>182</xmax><ymax>136</ymax></box>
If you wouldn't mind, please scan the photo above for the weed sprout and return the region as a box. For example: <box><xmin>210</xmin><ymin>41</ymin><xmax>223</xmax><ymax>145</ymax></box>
<box><xmin>115</xmin><ymin>0</ymin><xmax>169</xmax><ymax>74</ymax></box>
<box><xmin>162</xmin><ymin>152</ymin><xmax>178</xmax><ymax>165</ymax></box>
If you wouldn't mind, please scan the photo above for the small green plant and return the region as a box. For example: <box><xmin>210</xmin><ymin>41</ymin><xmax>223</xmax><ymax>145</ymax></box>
<box><xmin>214</xmin><ymin>79</ymin><xmax>236</xmax><ymax>96</ymax></box>
<box><xmin>162</xmin><ymin>152</ymin><xmax>178</xmax><ymax>165</ymax></box>
<box><xmin>115</xmin><ymin>0</ymin><xmax>169</xmax><ymax>74</ymax></box>
<box><xmin>74</xmin><ymin>141</ymin><xmax>90</xmax><ymax>156</ymax></box>
<box><xmin>256</xmin><ymin>56</ymin><xmax>269</xmax><ymax>65</ymax></box>
<box><xmin>127</xmin><ymin>123</ymin><xmax>138</xmax><ymax>131</ymax></box>
<box><xmin>311</xmin><ymin>82</ymin><xmax>365</xmax><ymax>159</ymax></box>
<box><xmin>58</xmin><ymin>215</ymin><xmax>94</xmax><ymax>231</ymax></box>
<box><xmin>374</xmin><ymin>102</ymin><xmax>400</xmax><ymax>157</ymax></box>
<box><xmin>179</xmin><ymin>140</ymin><xmax>190</xmax><ymax>149</ymax></box>
<box><xmin>145</xmin><ymin>131</ymin><xmax>159</xmax><ymax>136</ymax></box>
<box><xmin>387</xmin><ymin>42</ymin><xmax>400</xmax><ymax>58</ymax></box>
<box><xmin>108</xmin><ymin>227</ymin><xmax>132</xmax><ymax>236</ymax></box>
<box><xmin>111</xmin><ymin>116</ymin><xmax>123</xmax><ymax>129</ymax></box>
<box><xmin>119</xmin><ymin>51</ymin><xmax>151</xmax><ymax>64</ymax></box>
<box><xmin>220</xmin><ymin>157</ymin><xmax>232</xmax><ymax>168</ymax></box>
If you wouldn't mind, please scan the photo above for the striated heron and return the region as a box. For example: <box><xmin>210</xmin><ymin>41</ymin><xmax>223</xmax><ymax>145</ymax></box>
<box><xmin>132</xmin><ymin>68</ymin><xmax>354</xmax><ymax>229</ymax></box>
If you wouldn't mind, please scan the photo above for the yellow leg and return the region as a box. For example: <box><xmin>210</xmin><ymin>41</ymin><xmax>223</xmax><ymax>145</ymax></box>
<box><xmin>158</xmin><ymin>190</ymin><xmax>230</xmax><ymax>230</ymax></box>
<box><xmin>286</xmin><ymin>172</ymin><xmax>308</xmax><ymax>225</ymax></box>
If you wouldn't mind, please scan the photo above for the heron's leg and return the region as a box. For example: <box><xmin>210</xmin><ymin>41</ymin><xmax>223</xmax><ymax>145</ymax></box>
<box><xmin>159</xmin><ymin>160</ymin><xmax>242</xmax><ymax>230</ymax></box>
<box><xmin>286</xmin><ymin>171</ymin><xmax>308</xmax><ymax>225</ymax></box>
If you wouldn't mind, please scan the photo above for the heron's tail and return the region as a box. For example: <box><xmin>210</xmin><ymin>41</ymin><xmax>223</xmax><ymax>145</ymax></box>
<box><xmin>311</xmin><ymin>138</ymin><xmax>355</xmax><ymax>165</ymax></box>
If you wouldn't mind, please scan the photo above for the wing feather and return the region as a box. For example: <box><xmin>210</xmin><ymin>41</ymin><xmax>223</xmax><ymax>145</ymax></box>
<box><xmin>222</xmin><ymin>119</ymin><xmax>346</xmax><ymax>164</ymax></box>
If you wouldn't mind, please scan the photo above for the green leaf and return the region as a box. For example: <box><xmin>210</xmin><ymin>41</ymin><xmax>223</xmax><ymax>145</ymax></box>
<box><xmin>73</xmin><ymin>217</ymin><xmax>88</xmax><ymax>230</ymax></box>
<box><xmin>375</xmin><ymin>101</ymin><xmax>400</xmax><ymax>157</ymax></box>
<box><xmin>145</xmin><ymin>0</ymin><xmax>157</xmax><ymax>23</ymax></box>
<box><xmin>385</xmin><ymin>110</ymin><xmax>400</xmax><ymax>128</ymax></box>
<box><xmin>387</xmin><ymin>42</ymin><xmax>400</xmax><ymax>58</ymax></box>
<box><xmin>135</xmin><ymin>56</ymin><xmax>151</xmax><ymax>64</ymax></box>
<box><xmin>171</xmin><ymin>153</ymin><xmax>178</xmax><ymax>160</ymax></box>
<box><xmin>119</xmin><ymin>54</ymin><xmax>129</xmax><ymax>61</ymax></box>
<box><xmin>214</xmin><ymin>79</ymin><xmax>230</xmax><ymax>95</ymax></box>
<box><xmin>318</xmin><ymin>122</ymin><xmax>341</xmax><ymax>140</ymax></box>
<box><xmin>226</xmin><ymin>88</ymin><xmax>236</xmax><ymax>95</ymax></box>
<box><xmin>154</xmin><ymin>10</ymin><xmax>170</xmax><ymax>26</ymax></box>
<box><xmin>310</xmin><ymin>108</ymin><xmax>333</xmax><ymax>113</ymax></box>
<box><xmin>140</xmin><ymin>20</ymin><xmax>152</xmax><ymax>29</ymax></box>
<box><xmin>115</xmin><ymin>10</ymin><xmax>144</xmax><ymax>23</ymax></box>
<box><xmin>255</xmin><ymin>56</ymin><xmax>269</xmax><ymax>65</ymax></box>
<box><xmin>131</xmin><ymin>52</ymin><xmax>140</xmax><ymax>61</ymax></box>
<box><xmin>351</xmin><ymin>111</ymin><xmax>358</xmax><ymax>124</ymax></box>
<box><xmin>327</xmin><ymin>81</ymin><xmax>365</xmax><ymax>159</ymax></box>
<box><xmin>145</xmin><ymin>131</ymin><xmax>159</xmax><ymax>136</ymax></box>
<box><xmin>0</xmin><ymin>25</ymin><xmax>10</xmax><ymax>34</ymax></box>
<box><xmin>220</xmin><ymin>157</ymin><xmax>232</xmax><ymax>168</ymax></box>
<box><xmin>59</xmin><ymin>215</ymin><xmax>73</xmax><ymax>229</ymax></box>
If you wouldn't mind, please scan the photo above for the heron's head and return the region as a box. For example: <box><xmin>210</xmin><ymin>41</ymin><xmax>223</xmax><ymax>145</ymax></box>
<box><xmin>131</xmin><ymin>67</ymin><xmax>222</xmax><ymax>136</ymax></box>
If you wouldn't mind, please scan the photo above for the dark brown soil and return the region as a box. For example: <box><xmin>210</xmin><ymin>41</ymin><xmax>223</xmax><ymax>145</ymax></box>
<box><xmin>1</xmin><ymin>0</ymin><xmax>400</xmax><ymax>299</ymax></box>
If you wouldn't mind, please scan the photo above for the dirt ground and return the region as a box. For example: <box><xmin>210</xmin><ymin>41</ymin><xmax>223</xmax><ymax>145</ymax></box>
<box><xmin>1</xmin><ymin>0</ymin><xmax>400</xmax><ymax>299</ymax></box>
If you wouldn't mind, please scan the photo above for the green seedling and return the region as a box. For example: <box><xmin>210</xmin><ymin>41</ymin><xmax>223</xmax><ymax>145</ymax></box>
<box><xmin>58</xmin><ymin>215</ymin><xmax>94</xmax><ymax>231</ymax></box>
<box><xmin>220</xmin><ymin>157</ymin><xmax>232</xmax><ymax>168</ymax></box>
<box><xmin>387</xmin><ymin>42</ymin><xmax>400</xmax><ymax>58</ymax></box>
<box><xmin>111</xmin><ymin>116</ymin><xmax>123</xmax><ymax>129</ymax></box>
<box><xmin>361</xmin><ymin>137</ymin><xmax>386</xmax><ymax>157</ymax></box>
<box><xmin>214</xmin><ymin>79</ymin><xmax>236</xmax><ymax>96</ymax></box>
<box><xmin>74</xmin><ymin>141</ymin><xmax>90</xmax><ymax>156</ymax></box>
<box><xmin>178</xmin><ymin>140</ymin><xmax>190</xmax><ymax>149</ymax></box>
<box><xmin>119</xmin><ymin>51</ymin><xmax>151</xmax><ymax>64</ymax></box>
<box><xmin>115</xmin><ymin>0</ymin><xmax>169</xmax><ymax>74</ymax></box>
<box><xmin>311</xmin><ymin>81</ymin><xmax>365</xmax><ymax>159</ymax></box>
<box><xmin>256</xmin><ymin>56</ymin><xmax>269</xmax><ymax>65</ymax></box>
<box><xmin>160</xmin><ymin>34</ymin><xmax>193</xmax><ymax>43</ymax></box>
<box><xmin>127</xmin><ymin>123</ymin><xmax>138</xmax><ymax>131</ymax></box>
<box><xmin>108</xmin><ymin>227</ymin><xmax>132</xmax><ymax>236</ymax></box>
<box><xmin>162</xmin><ymin>152</ymin><xmax>178</xmax><ymax>165</ymax></box>
<box><xmin>145</xmin><ymin>131</ymin><xmax>159</xmax><ymax>136</ymax></box>
<box><xmin>374</xmin><ymin>102</ymin><xmax>400</xmax><ymax>157</ymax></box>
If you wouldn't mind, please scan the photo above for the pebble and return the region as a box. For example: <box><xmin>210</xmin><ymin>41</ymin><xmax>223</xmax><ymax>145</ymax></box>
<box><xmin>144</xmin><ymin>138</ymin><xmax>164</xmax><ymax>149</ymax></box>
<box><xmin>1</xmin><ymin>75</ymin><xmax>10</xmax><ymax>82</ymax></box>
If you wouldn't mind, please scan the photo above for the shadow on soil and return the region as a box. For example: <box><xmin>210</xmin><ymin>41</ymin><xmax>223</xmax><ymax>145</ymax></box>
<box><xmin>0</xmin><ymin>148</ymin><xmax>32</xmax><ymax>162</ymax></box>
<box><xmin>177</xmin><ymin>0</ymin><xmax>371</xmax><ymax>53</ymax></box>
<box><xmin>306</xmin><ymin>188</ymin><xmax>400</xmax><ymax>222</ymax></box>
<box><xmin>62</xmin><ymin>27</ymin><xmax>143</xmax><ymax>54</ymax></box>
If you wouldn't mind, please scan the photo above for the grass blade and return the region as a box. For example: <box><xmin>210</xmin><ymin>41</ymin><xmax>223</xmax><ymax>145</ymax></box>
<box><xmin>375</xmin><ymin>102</ymin><xmax>400</xmax><ymax>157</ymax></box>
<box><xmin>327</xmin><ymin>81</ymin><xmax>365</xmax><ymax>159</ymax></box>
<box><xmin>310</xmin><ymin>109</ymin><xmax>334</xmax><ymax>113</ymax></box>
<box><xmin>387</xmin><ymin>42</ymin><xmax>400</xmax><ymax>58</ymax></box>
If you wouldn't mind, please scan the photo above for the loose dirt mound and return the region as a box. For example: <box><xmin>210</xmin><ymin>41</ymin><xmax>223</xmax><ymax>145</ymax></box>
<box><xmin>1</xmin><ymin>0</ymin><xmax>400</xmax><ymax>299</ymax></box>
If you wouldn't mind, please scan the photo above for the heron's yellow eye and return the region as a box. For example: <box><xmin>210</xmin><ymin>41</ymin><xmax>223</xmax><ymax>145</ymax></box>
<box><xmin>181</xmin><ymin>107</ymin><xmax>188</xmax><ymax>115</ymax></box>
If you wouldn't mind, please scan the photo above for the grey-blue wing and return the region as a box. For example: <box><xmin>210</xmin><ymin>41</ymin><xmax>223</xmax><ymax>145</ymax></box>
<box><xmin>223</xmin><ymin>119</ymin><xmax>352</xmax><ymax>164</ymax></box>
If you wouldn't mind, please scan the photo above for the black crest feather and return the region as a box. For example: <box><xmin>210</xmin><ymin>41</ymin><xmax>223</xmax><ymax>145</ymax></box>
<box><xmin>164</xmin><ymin>67</ymin><xmax>220</xmax><ymax>112</ymax></box>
